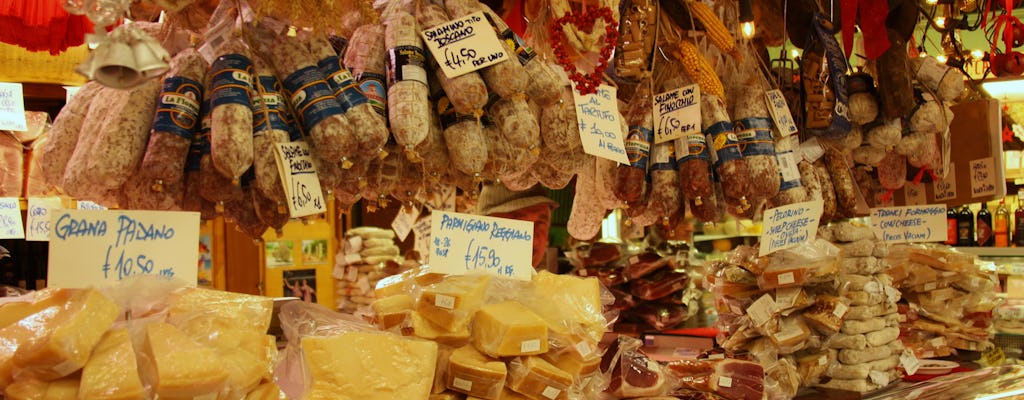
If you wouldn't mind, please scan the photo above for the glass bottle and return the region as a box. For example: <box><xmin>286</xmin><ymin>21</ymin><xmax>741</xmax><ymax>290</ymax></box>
<box><xmin>996</xmin><ymin>199</ymin><xmax>1010</xmax><ymax>247</ymax></box>
<box><xmin>1016</xmin><ymin>190</ymin><xmax>1024</xmax><ymax>246</ymax></box>
<box><xmin>957</xmin><ymin>205</ymin><xmax>974</xmax><ymax>247</ymax></box>
<box><xmin>946</xmin><ymin>206</ymin><xmax>958</xmax><ymax>245</ymax></box>
<box><xmin>977</xmin><ymin>202</ymin><xmax>993</xmax><ymax>247</ymax></box>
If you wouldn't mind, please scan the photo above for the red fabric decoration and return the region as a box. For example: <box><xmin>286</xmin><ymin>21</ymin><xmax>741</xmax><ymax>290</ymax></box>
<box><xmin>841</xmin><ymin>0</ymin><xmax>891</xmax><ymax>60</ymax></box>
<box><xmin>0</xmin><ymin>0</ymin><xmax>94</xmax><ymax>55</ymax></box>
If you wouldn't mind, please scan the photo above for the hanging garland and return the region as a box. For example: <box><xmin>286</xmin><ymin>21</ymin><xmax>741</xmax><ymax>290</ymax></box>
<box><xmin>548</xmin><ymin>5</ymin><xmax>618</xmax><ymax>95</ymax></box>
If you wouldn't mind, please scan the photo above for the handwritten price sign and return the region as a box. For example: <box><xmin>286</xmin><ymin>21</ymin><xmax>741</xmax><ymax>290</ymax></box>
<box><xmin>574</xmin><ymin>85</ymin><xmax>628</xmax><ymax>164</ymax></box>
<box><xmin>653</xmin><ymin>85</ymin><xmax>700</xmax><ymax>144</ymax></box>
<box><xmin>870</xmin><ymin>205</ymin><xmax>946</xmax><ymax>243</ymax></box>
<box><xmin>0</xmin><ymin>82</ymin><xmax>27</xmax><ymax>131</ymax></box>
<box><xmin>274</xmin><ymin>141</ymin><xmax>326</xmax><ymax>218</ymax></box>
<box><xmin>421</xmin><ymin>11</ymin><xmax>510</xmax><ymax>78</ymax></box>
<box><xmin>760</xmin><ymin>200</ymin><xmax>824</xmax><ymax>256</ymax></box>
<box><xmin>429</xmin><ymin>211</ymin><xmax>533</xmax><ymax>281</ymax></box>
<box><xmin>47</xmin><ymin>209</ymin><xmax>199</xmax><ymax>288</ymax></box>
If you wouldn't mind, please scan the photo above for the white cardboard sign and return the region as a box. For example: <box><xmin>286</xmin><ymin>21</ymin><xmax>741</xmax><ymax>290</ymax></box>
<box><xmin>274</xmin><ymin>141</ymin><xmax>327</xmax><ymax>218</ymax></box>
<box><xmin>47</xmin><ymin>209</ymin><xmax>200</xmax><ymax>288</ymax></box>
<box><xmin>0</xmin><ymin>198</ymin><xmax>23</xmax><ymax>239</ymax></box>
<box><xmin>870</xmin><ymin>204</ymin><xmax>947</xmax><ymax>243</ymax></box>
<box><xmin>574</xmin><ymin>85</ymin><xmax>629</xmax><ymax>164</ymax></box>
<box><xmin>26</xmin><ymin>197</ymin><xmax>62</xmax><ymax>241</ymax></box>
<box><xmin>429</xmin><ymin>211</ymin><xmax>533</xmax><ymax>281</ymax></box>
<box><xmin>420</xmin><ymin>11</ymin><xmax>510</xmax><ymax>78</ymax></box>
<box><xmin>760</xmin><ymin>200</ymin><xmax>824</xmax><ymax>256</ymax></box>
<box><xmin>653</xmin><ymin>84</ymin><xmax>700</xmax><ymax>144</ymax></box>
<box><xmin>0</xmin><ymin>83</ymin><xmax>27</xmax><ymax>131</ymax></box>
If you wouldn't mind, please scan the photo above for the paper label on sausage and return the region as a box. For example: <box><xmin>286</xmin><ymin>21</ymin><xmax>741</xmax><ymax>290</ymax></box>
<box><xmin>777</xmin><ymin>271</ymin><xmax>795</xmax><ymax>285</ymax></box>
<box><xmin>316</xmin><ymin>56</ymin><xmax>369</xmax><ymax>111</ymax></box>
<box><xmin>283</xmin><ymin>66</ymin><xmax>345</xmax><ymax>131</ymax></box>
<box><xmin>678</xmin><ymin>134</ymin><xmax>711</xmax><ymax>163</ymax></box>
<box><xmin>186</xmin><ymin>98</ymin><xmax>211</xmax><ymax>172</ymax></box>
<box><xmin>387</xmin><ymin>45</ymin><xmax>429</xmax><ymax>86</ymax></box>
<box><xmin>153</xmin><ymin>76</ymin><xmax>202</xmax><ymax>139</ymax></box>
<box><xmin>777</xmin><ymin>151</ymin><xmax>802</xmax><ymax>190</ymax></box>
<box><xmin>735</xmin><ymin>117</ymin><xmax>776</xmax><ymax>157</ymax></box>
<box><xmin>625</xmin><ymin>125</ymin><xmax>654</xmax><ymax>170</ymax></box>
<box><xmin>708</xmin><ymin>122</ymin><xmax>741</xmax><ymax>166</ymax></box>
<box><xmin>869</xmin><ymin>370</ymin><xmax>890</xmax><ymax>386</ymax></box>
<box><xmin>718</xmin><ymin>376</ymin><xmax>733</xmax><ymax>388</ymax></box>
<box><xmin>649</xmin><ymin>142</ymin><xmax>677</xmax><ymax>171</ymax></box>
<box><xmin>253</xmin><ymin>75</ymin><xmax>295</xmax><ymax>136</ymax></box>
<box><xmin>210</xmin><ymin>54</ymin><xmax>254</xmax><ymax>108</ymax></box>
<box><xmin>834</xmin><ymin>302</ymin><xmax>849</xmax><ymax>317</ymax></box>
<box><xmin>521</xmin><ymin>339</ymin><xmax>541</xmax><ymax>353</ymax></box>
<box><xmin>356</xmin><ymin>72</ymin><xmax>387</xmax><ymax>116</ymax></box>
<box><xmin>500</xmin><ymin>28</ymin><xmax>537</xmax><ymax>66</ymax></box>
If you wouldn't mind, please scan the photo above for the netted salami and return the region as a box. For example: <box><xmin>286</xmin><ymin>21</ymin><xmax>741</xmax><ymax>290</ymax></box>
<box><xmin>436</xmin><ymin>86</ymin><xmax>487</xmax><ymax>177</ymax></box>
<box><xmin>540</xmin><ymin>87</ymin><xmax>583</xmax><ymax>152</ymax></box>
<box><xmin>39</xmin><ymin>81</ymin><xmax>101</xmax><ymax>187</ymax></box>
<box><xmin>488</xmin><ymin>94</ymin><xmax>541</xmax><ymax>156</ymax></box>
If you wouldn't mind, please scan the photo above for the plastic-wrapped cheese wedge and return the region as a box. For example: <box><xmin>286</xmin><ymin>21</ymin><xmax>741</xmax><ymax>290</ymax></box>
<box><xmin>404</xmin><ymin>311</ymin><xmax>471</xmax><ymax>347</ymax></box>
<box><xmin>372</xmin><ymin>294</ymin><xmax>415</xmax><ymax>330</ymax></box>
<box><xmin>79</xmin><ymin>329</ymin><xmax>145</xmax><ymax>400</ymax></box>
<box><xmin>526</xmin><ymin>271</ymin><xmax>606</xmax><ymax>343</ymax></box>
<box><xmin>374</xmin><ymin>266</ymin><xmax>446</xmax><ymax>299</ymax></box>
<box><xmin>141</xmin><ymin>322</ymin><xmax>229</xmax><ymax>398</ymax></box>
<box><xmin>167</xmin><ymin>287</ymin><xmax>274</xmax><ymax>333</ymax></box>
<box><xmin>301</xmin><ymin>332</ymin><xmax>438</xmax><ymax>400</ymax></box>
<box><xmin>0</xmin><ymin>289</ymin><xmax>74</xmax><ymax>330</ymax></box>
<box><xmin>467</xmin><ymin>386</ymin><xmax>531</xmax><ymax>399</ymax></box>
<box><xmin>507</xmin><ymin>356</ymin><xmax>573</xmax><ymax>400</ymax></box>
<box><xmin>417</xmin><ymin>275</ymin><xmax>491</xmax><ymax>331</ymax></box>
<box><xmin>0</xmin><ymin>306</ymin><xmax>63</xmax><ymax>390</ymax></box>
<box><xmin>13</xmin><ymin>288</ymin><xmax>119</xmax><ymax>381</ymax></box>
<box><xmin>472</xmin><ymin>301</ymin><xmax>549</xmax><ymax>357</ymax></box>
<box><xmin>4</xmin><ymin>377</ymin><xmax>79</xmax><ymax>400</ymax></box>
<box><xmin>445</xmin><ymin>344</ymin><xmax>506</xmax><ymax>399</ymax></box>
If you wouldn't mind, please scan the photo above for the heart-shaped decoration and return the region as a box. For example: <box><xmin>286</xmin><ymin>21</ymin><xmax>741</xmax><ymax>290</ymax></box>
<box><xmin>548</xmin><ymin>5</ymin><xmax>619</xmax><ymax>95</ymax></box>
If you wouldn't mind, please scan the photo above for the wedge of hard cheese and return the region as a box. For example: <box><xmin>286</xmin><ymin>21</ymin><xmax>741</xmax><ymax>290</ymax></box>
<box><xmin>79</xmin><ymin>328</ymin><xmax>145</xmax><ymax>400</ymax></box>
<box><xmin>0</xmin><ymin>289</ymin><xmax>74</xmax><ymax>330</ymax></box>
<box><xmin>446</xmin><ymin>344</ymin><xmax>506</xmax><ymax>399</ymax></box>
<box><xmin>142</xmin><ymin>322</ymin><xmax>228</xmax><ymax>398</ymax></box>
<box><xmin>302</xmin><ymin>332</ymin><xmax>438</xmax><ymax>400</ymax></box>
<box><xmin>4</xmin><ymin>377</ymin><xmax>79</xmax><ymax>400</ymax></box>
<box><xmin>473</xmin><ymin>301</ymin><xmax>549</xmax><ymax>357</ymax></box>
<box><xmin>14</xmin><ymin>288</ymin><xmax>119</xmax><ymax>381</ymax></box>
<box><xmin>418</xmin><ymin>275</ymin><xmax>491</xmax><ymax>332</ymax></box>
<box><xmin>167</xmin><ymin>288</ymin><xmax>273</xmax><ymax>333</ymax></box>
<box><xmin>0</xmin><ymin>306</ymin><xmax>63</xmax><ymax>390</ymax></box>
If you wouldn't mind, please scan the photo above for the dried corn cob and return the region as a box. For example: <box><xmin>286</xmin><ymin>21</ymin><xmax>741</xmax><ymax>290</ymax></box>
<box><xmin>673</xmin><ymin>39</ymin><xmax>725</xmax><ymax>100</ymax></box>
<box><xmin>685</xmin><ymin>0</ymin><xmax>741</xmax><ymax>60</ymax></box>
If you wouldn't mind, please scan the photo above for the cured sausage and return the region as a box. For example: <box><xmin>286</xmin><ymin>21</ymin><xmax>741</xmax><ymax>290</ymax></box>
<box><xmin>540</xmin><ymin>87</ymin><xmax>583</xmax><ymax>153</ymax></box>
<box><xmin>39</xmin><ymin>81</ymin><xmax>101</xmax><ymax>187</ymax></box>
<box><xmin>436</xmin><ymin>86</ymin><xmax>487</xmax><ymax>178</ymax></box>
<box><xmin>815</xmin><ymin>160</ymin><xmax>838</xmax><ymax>222</ymax></box>
<box><xmin>267</xmin><ymin>34</ymin><xmax>357</xmax><ymax>166</ymax></box>
<box><xmin>768</xmin><ymin>136</ymin><xmax>807</xmax><ymax>208</ymax></box>
<box><xmin>825</xmin><ymin>148</ymin><xmax>859</xmax><ymax>218</ymax></box>
<box><xmin>615</xmin><ymin>83</ymin><xmax>654</xmax><ymax>203</ymax></box>
<box><xmin>344</xmin><ymin>24</ymin><xmax>388</xmax><ymax>116</ymax></box>
<box><xmin>488</xmin><ymin>95</ymin><xmax>541</xmax><ymax>156</ymax></box>
<box><xmin>732</xmin><ymin>90</ymin><xmax>781</xmax><ymax>203</ymax></box>
<box><xmin>309</xmin><ymin>37</ymin><xmax>390</xmax><ymax>158</ymax></box>
<box><xmin>704</xmin><ymin>94</ymin><xmax>751</xmax><ymax>215</ymax></box>
<box><xmin>443</xmin><ymin>0</ymin><xmax>529</xmax><ymax>97</ymax></box>
<box><xmin>209</xmin><ymin>40</ymin><xmax>255</xmax><ymax>183</ymax></box>
<box><xmin>250</xmin><ymin>56</ymin><xmax>293</xmax><ymax>204</ymax></box>
<box><xmin>648</xmin><ymin>141</ymin><xmax>682</xmax><ymax>222</ymax></box>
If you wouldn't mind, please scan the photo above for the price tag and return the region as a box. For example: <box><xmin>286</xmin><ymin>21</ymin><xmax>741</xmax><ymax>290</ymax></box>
<box><xmin>980</xmin><ymin>346</ymin><xmax>1005</xmax><ymax>367</ymax></box>
<box><xmin>777</xmin><ymin>151</ymin><xmax>801</xmax><ymax>182</ymax></box>
<box><xmin>774</xmin><ymin>287</ymin><xmax>801</xmax><ymax>309</ymax></box>
<box><xmin>0</xmin><ymin>198</ymin><xmax>23</xmax><ymax>239</ymax></box>
<box><xmin>869</xmin><ymin>370</ymin><xmax>890</xmax><ymax>386</ymax></box>
<box><xmin>26</xmin><ymin>197</ymin><xmax>61</xmax><ymax>241</ymax></box>
<box><xmin>391</xmin><ymin>206</ymin><xmax>421</xmax><ymax>242</ymax></box>
<box><xmin>765</xmin><ymin>89</ymin><xmax>798</xmax><ymax>137</ymax></box>
<box><xmin>47</xmin><ymin>209</ymin><xmax>200</xmax><ymax>288</ymax></box>
<box><xmin>933</xmin><ymin>162</ymin><xmax>957</xmax><ymax>201</ymax></box>
<box><xmin>653</xmin><ymin>84</ymin><xmax>700</xmax><ymax>144</ymax></box>
<box><xmin>746</xmin><ymin>293</ymin><xmax>779</xmax><ymax>326</ymax></box>
<box><xmin>429</xmin><ymin>210</ymin><xmax>533</xmax><ymax>281</ymax></box>
<box><xmin>799</xmin><ymin>137</ymin><xmax>826</xmax><ymax>162</ymax></box>
<box><xmin>413</xmin><ymin>215</ymin><xmax>432</xmax><ymax>264</ymax></box>
<box><xmin>970</xmin><ymin>157</ymin><xmax>997</xmax><ymax>198</ymax></box>
<box><xmin>76</xmin><ymin>200</ymin><xmax>107</xmax><ymax>210</ymax></box>
<box><xmin>274</xmin><ymin>141</ymin><xmax>327</xmax><ymax>218</ymax></box>
<box><xmin>869</xmin><ymin>204</ymin><xmax>947</xmax><ymax>243</ymax></box>
<box><xmin>520</xmin><ymin>339</ymin><xmax>541</xmax><ymax>353</ymax></box>
<box><xmin>0</xmin><ymin>83</ymin><xmax>27</xmax><ymax>131</ymax></box>
<box><xmin>420</xmin><ymin>11</ymin><xmax>510</xmax><ymax>78</ymax></box>
<box><xmin>759</xmin><ymin>200</ymin><xmax>824</xmax><ymax>256</ymax></box>
<box><xmin>905</xmin><ymin>182</ymin><xmax>927</xmax><ymax>206</ymax></box>
<box><xmin>718</xmin><ymin>376</ymin><xmax>733</xmax><ymax>388</ymax></box>
<box><xmin>63</xmin><ymin>86</ymin><xmax>81</xmax><ymax>104</ymax></box>
<box><xmin>574</xmin><ymin>85</ymin><xmax>629</xmax><ymax>164</ymax></box>
<box><xmin>900</xmin><ymin>349</ymin><xmax>920</xmax><ymax>375</ymax></box>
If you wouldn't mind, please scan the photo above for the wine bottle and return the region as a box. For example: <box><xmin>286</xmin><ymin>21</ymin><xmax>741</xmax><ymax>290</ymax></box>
<box><xmin>996</xmin><ymin>199</ymin><xmax>1010</xmax><ymax>247</ymax></box>
<box><xmin>977</xmin><ymin>202</ymin><xmax>993</xmax><ymax>247</ymax></box>
<box><xmin>958</xmin><ymin>205</ymin><xmax>974</xmax><ymax>247</ymax></box>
